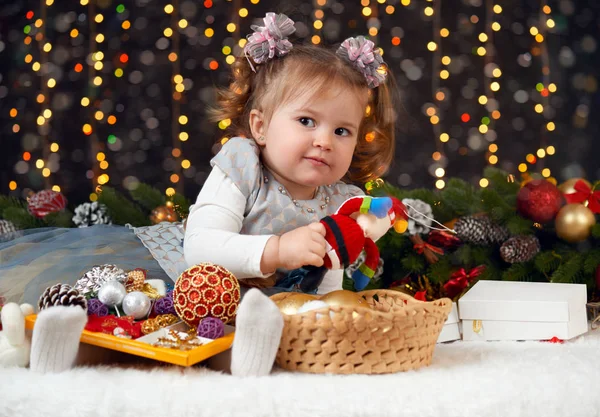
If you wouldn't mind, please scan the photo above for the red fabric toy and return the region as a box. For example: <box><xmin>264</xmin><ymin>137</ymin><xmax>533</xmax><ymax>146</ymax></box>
<box><xmin>297</xmin><ymin>196</ymin><xmax>408</xmax><ymax>292</ymax></box>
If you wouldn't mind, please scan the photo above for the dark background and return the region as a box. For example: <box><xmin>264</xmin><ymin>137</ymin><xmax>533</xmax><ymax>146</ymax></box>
<box><xmin>0</xmin><ymin>0</ymin><xmax>598</xmax><ymax>206</ymax></box>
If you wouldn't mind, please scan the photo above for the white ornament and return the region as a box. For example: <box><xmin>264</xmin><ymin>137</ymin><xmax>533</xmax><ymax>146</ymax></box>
<box><xmin>97</xmin><ymin>281</ymin><xmax>127</xmax><ymax>307</ymax></box>
<box><xmin>122</xmin><ymin>291</ymin><xmax>151</xmax><ymax>320</ymax></box>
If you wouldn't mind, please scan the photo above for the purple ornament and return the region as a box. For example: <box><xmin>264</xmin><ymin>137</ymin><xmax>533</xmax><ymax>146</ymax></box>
<box><xmin>87</xmin><ymin>298</ymin><xmax>109</xmax><ymax>317</ymax></box>
<box><xmin>196</xmin><ymin>317</ymin><xmax>225</xmax><ymax>339</ymax></box>
<box><xmin>153</xmin><ymin>295</ymin><xmax>175</xmax><ymax>315</ymax></box>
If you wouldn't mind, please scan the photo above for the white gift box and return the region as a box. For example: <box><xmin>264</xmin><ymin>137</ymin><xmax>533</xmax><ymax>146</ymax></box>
<box><xmin>458</xmin><ymin>280</ymin><xmax>588</xmax><ymax>341</ymax></box>
<box><xmin>437</xmin><ymin>302</ymin><xmax>461</xmax><ymax>343</ymax></box>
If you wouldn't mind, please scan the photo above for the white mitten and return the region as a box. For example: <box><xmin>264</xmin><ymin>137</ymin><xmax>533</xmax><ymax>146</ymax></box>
<box><xmin>0</xmin><ymin>303</ymin><xmax>31</xmax><ymax>368</ymax></box>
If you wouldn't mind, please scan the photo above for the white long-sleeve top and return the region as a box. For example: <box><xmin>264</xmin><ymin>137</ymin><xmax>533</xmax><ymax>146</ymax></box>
<box><xmin>183</xmin><ymin>165</ymin><xmax>345</xmax><ymax>294</ymax></box>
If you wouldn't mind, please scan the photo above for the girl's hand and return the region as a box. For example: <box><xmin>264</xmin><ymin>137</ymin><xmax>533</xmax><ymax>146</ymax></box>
<box><xmin>278</xmin><ymin>222</ymin><xmax>327</xmax><ymax>270</ymax></box>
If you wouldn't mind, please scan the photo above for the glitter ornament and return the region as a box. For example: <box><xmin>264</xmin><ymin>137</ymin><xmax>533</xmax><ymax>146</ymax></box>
<box><xmin>149</xmin><ymin>204</ymin><xmax>179</xmax><ymax>224</ymax></box>
<box><xmin>517</xmin><ymin>180</ymin><xmax>564</xmax><ymax>224</ymax></box>
<box><xmin>74</xmin><ymin>264</ymin><xmax>128</xmax><ymax>296</ymax></box>
<box><xmin>122</xmin><ymin>291</ymin><xmax>152</xmax><ymax>319</ymax></box>
<box><xmin>97</xmin><ymin>281</ymin><xmax>127</xmax><ymax>309</ymax></box>
<box><xmin>555</xmin><ymin>204</ymin><xmax>596</xmax><ymax>243</ymax></box>
<box><xmin>38</xmin><ymin>283</ymin><xmax>87</xmax><ymax>311</ymax></box>
<box><xmin>153</xmin><ymin>295</ymin><xmax>176</xmax><ymax>315</ymax></box>
<box><xmin>27</xmin><ymin>189</ymin><xmax>67</xmax><ymax>218</ymax></box>
<box><xmin>196</xmin><ymin>317</ymin><xmax>225</xmax><ymax>339</ymax></box>
<box><xmin>173</xmin><ymin>263</ymin><xmax>241</xmax><ymax>327</ymax></box>
<box><xmin>86</xmin><ymin>298</ymin><xmax>109</xmax><ymax>317</ymax></box>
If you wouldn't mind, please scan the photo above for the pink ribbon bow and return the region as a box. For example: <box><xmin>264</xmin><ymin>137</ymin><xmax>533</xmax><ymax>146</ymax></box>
<box><xmin>243</xmin><ymin>12</ymin><xmax>296</xmax><ymax>71</ymax></box>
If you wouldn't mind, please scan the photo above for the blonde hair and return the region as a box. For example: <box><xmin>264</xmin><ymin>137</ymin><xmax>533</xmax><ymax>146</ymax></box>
<box><xmin>210</xmin><ymin>44</ymin><xmax>398</xmax><ymax>184</ymax></box>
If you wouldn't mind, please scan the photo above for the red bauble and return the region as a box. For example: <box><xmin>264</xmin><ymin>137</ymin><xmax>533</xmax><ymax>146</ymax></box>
<box><xmin>516</xmin><ymin>180</ymin><xmax>564</xmax><ymax>223</ymax></box>
<box><xmin>173</xmin><ymin>263</ymin><xmax>241</xmax><ymax>327</ymax></box>
<box><xmin>27</xmin><ymin>190</ymin><xmax>67</xmax><ymax>218</ymax></box>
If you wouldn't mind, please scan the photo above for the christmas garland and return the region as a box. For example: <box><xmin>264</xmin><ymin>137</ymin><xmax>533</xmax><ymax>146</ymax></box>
<box><xmin>342</xmin><ymin>167</ymin><xmax>600</xmax><ymax>303</ymax></box>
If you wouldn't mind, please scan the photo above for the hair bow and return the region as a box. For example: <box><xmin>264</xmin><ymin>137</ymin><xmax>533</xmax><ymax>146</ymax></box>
<box><xmin>336</xmin><ymin>36</ymin><xmax>387</xmax><ymax>88</ymax></box>
<box><xmin>243</xmin><ymin>12</ymin><xmax>296</xmax><ymax>72</ymax></box>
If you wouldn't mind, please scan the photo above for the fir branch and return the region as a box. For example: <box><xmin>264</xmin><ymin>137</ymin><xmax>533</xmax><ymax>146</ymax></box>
<box><xmin>0</xmin><ymin>195</ymin><xmax>27</xmax><ymax>217</ymax></box>
<box><xmin>452</xmin><ymin>244</ymin><xmax>473</xmax><ymax>268</ymax></box>
<box><xmin>401</xmin><ymin>253</ymin><xmax>426</xmax><ymax>273</ymax></box>
<box><xmin>534</xmin><ymin>250</ymin><xmax>562</xmax><ymax>274</ymax></box>
<box><xmin>426</xmin><ymin>257</ymin><xmax>453</xmax><ymax>284</ymax></box>
<box><xmin>129</xmin><ymin>183</ymin><xmax>165</xmax><ymax>212</ymax></box>
<box><xmin>478</xmin><ymin>262</ymin><xmax>503</xmax><ymax>281</ymax></box>
<box><xmin>98</xmin><ymin>187</ymin><xmax>150</xmax><ymax>227</ymax></box>
<box><xmin>483</xmin><ymin>167</ymin><xmax>520</xmax><ymax>198</ymax></box>
<box><xmin>584</xmin><ymin>249</ymin><xmax>600</xmax><ymax>274</ymax></box>
<box><xmin>2</xmin><ymin>207</ymin><xmax>44</xmax><ymax>229</ymax></box>
<box><xmin>470</xmin><ymin>245</ymin><xmax>495</xmax><ymax>267</ymax></box>
<box><xmin>171</xmin><ymin>193</ymin><xmax>191</xmax><ymax>218</ymax></box>
<box><xmin>505</xmin><ymin>215</ymin><xmax>534</xmax><ymax>235</ymax></box>
<box><xmin>45</xmin><ymin>210</ymin><xmax>74</xmax><ymax>228</ymax></box>
<box><xmin>502</xmin><ymin>262</ymin><xmax>534</xmax><ymax>281</ymax></box>
<box><xmin>479</xmin><ymin>188</ymin><xmax>513</xmax><ymax>223</ymax></box>
<box><xmin>550</xmin><ymin>253</ymin><xmax>584</xmax><ymax>284</ymax></box>
<box><xmin>591</xmin><ymin>224</ymin><xmax>600</xmax><ymax>239</ymax></box>
<box><xmin>440</xmin><ymin>178</ymin><xmax>479</xmax><ymax>216</ymax></box>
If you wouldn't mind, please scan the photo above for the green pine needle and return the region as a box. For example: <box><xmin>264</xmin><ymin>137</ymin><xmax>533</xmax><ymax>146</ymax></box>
<box><xmin>129</xmin><ymin>183</ymin><xmax>165</xmax><ymax>212</ymax></box>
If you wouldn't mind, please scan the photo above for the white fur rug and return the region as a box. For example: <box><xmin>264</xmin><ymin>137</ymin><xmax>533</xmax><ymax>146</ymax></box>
<box><xmin>2</xmin><ymin>332</ymin><xmax>600</xmax><ymax>417</ymax></box>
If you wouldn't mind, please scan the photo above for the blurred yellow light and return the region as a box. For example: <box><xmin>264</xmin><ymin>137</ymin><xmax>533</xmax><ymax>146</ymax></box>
<box><xmin>537</xmin><ymin>149</ymin><xmax>546</xmax><ymax>158</ymax></box>
<box><xmin>535</xmin><ymin>34</ymin><xmax>544</xmax><ymax>43</ymax></box>
<box><xmin>205</xmin><ymin>28</ymin><xmax>214</xmax><ymax>37</ymax></box>
<box><xmin>222</xmin><ymin>46</ymin><xmax>231</xmax><ymax>55</ymax></box>
<box><xmin>164</xmin><ymin>28</ymin><xmax>173</xmax><ymax>37</ymax></box>
<box><xmin>173</xmin><ymin>74</ymin><xmax>183</xmax><ymax>84</ymax></box>
<box><xmin>368</xmin><ymin>27</ymin><xmax>378</xmax><ymax>36</ymax></box>
<box><xmin>175</xmin><ymin>84</ymin><xmax>185</xmax><ymax>92</ymax></box>
<box><xmin>427</xmin><ymin>42</ymin><xmax>437</xmax><ymax>51</ymax></box>
<box><xmin>95</xmin><ymin>111</ymin><xmax>104</xmax><ymax>121</ymax></box>
<box><xmin>182</xmin><ymin>160</ymin><xmax>191</xmax><ymax>169</ymax></box>
<box><xmin>441</xmin><ymin>56</ymin><xmax>451</xmax><ymax>65</ymax></box>
<box><xmin>314</xmin><ymin>20</ymin><xmax>323</xmax><ymax>30</ymax></box>
<box><xmin>81</xmin><ymin>97</ymin><xmax>90</xmax><ymax>107</ymax></box>
<box><xmin>90</xmin><ymin>193</ymin><xmax>98</xmax><ymax>202</ymax></box>
<box><xmin>546</xmin><ymin>146</ymin><xmax>556</xmax><ymax>155</ymax></box>
<box><xmin>424</xmin><ymin>7</ymin><xmax>434</xmax><ymax>16</ymax></box>
<box><xmin>518</xmin><ymin>163</ymin><xmax>528</xmax><ymax>172</ymax></box>
<box><xmin>530</xmin><ymin>27</ymin><xmax>539</xmax><ymax>36</ymax></box>
<box><xmin>43</xmin><ymin>109</ymin><xmax>52</xmax><ymax>118</ymax></box>
<box><xmin>548</xmin><ymin>83</ymin><xmax>557</xmax><ymax>92</ymax></box>
<box><xmin>430</xmin><ymin>115</ymin><xmax>439</xmax><ymax>125</ymax></box>
<box><xmin>32</xmin><ymin>62</ymin><xmax>41</xmax><ymax>71</ymax></box>
<box><xmin>239</xmin><ymin>8</ymin><xmax>248</xmax><ymax>17</ymax></box>
<box><xmin>440</xmin><ymin>70</ymin><xmax>450</xmax><ymax>79</ymax></box>
<box><xmin>35</xmin><ymin>19</ymin><xmax>43</xmax><ymax>28</ymax></box>
<box><xmin>51</xmin><ymin>185</ymin><xmax>61</xmax><ymax>192</ymax></box>
<box><xmin>489</xmin><ymin>155</ymin><xmax>499</xmax><ymax>165</ymax></box>
<box><xmin>238</xmin><ymin>39</ymin><xmax>247</xmax><ymax>47</ymax></box>
<box><xmin>542</xmin><ymin>168</ymin><xmax>551</xmax><ymax>177</ymax></box>
<box><xmin>95</xmin><ymin>34</ymin><xmax>105</xmax><ymax>43</ymax></box>
<box><xmin>50</xmin><ymin>143</ymin><xmax>59</xmax><ymax>152</ymax></box>
<box><xmin>401</xmin><ymin>0</ymin><xmax>410</xmax><ymax>5</ymax></box>
<box><xmin>480</xmin><ymin>178</ymin><xmax>489</xmax><ymax>188</ymax></box>
<box><xmin>547</xmin><ymin>19</ymin><xmax>555</xmax><ymax>28</ymax></box>
<box><xmin>96</xmin><ymin>152</ymin><xmax>106</xmax><ymax>162</ymax></box>
<box><xmin>42</xmin><ymin>168</ymin><xmax>51</xmax><ymax>177</ymax></box>
<box><xmin>479</xmin><ymin>125</ymin><xmax>489</xmax><ymax>134</ymax></box>
<box><xmin>36</xmin><ymin>116</ymin><xmax>45</xmax><ymax>126</ymax></box>
<box><xmin>9</xmin><ymin>181</ymin><xmax>18</xmax><ymax>191</ymax></box>
<box><xmin>492</xmin><ymin>68</ymin><xmax>502</xmax><ymax>77</ymax></box>
<box><xmin>25</xmin><ymin>54</ymin><xmax>33</xmax><ymax>63</ymax></box>
<box><xmin>435</xmin><ymin>180</ymin><xmax>445</xmax><ymax>189</ymax></box>
<box><xmin>47</xmin><ymin>78</ymin><xmax>56</xmax><ymax>88</ymax></box>
<box><xmin>166</xmin><ymin>187</ymin><xmax>176</xmax><ymax>197</ymax></box>
<box><xmin>435</xmin><ymin>168</ymin><xmax>445</xmax><ymax>177</ymax></box>
<box><xmin>491</xmin><ymin>82</ymin><xmax>500</xmax><ymax>91</ymax></box>
<box><xmin>440</xmin><ymin>28</ymin><xmax>449</xmax><ymax>37</ymax></box>
<box><xmin>226</xmin><ymin>55</ymin><xmax>235</xmax><ymax>65</ymax></box>
<box><xmin>312</xmin><ymin>35</ymin><xmax>321</xmax><ymax>45</ymax></box>
<box><xmin>534</xmin><ymin>104</ymin><xmax>544</xmax><ymax>113</ymax></box>
<box><xmin>362</xmin><ymin>7</ymin><xmax>372</xmax><ymax>16</ymax></box>
<box><xmin>95</xmin><ymin>14</ymin><xmax>104</xmax><ymax>23</ymax></box>
<box><xmin>94</xmin><ymin>61</ymin><xmax>103</xmax><ymax>70</ymax></box>
<box><xmin>492</xmin><ymin>22</ymin><xmax>501</xmax><ymax>31</ymax></box>
<box><xmin>46</xmin><ymin>0</ymin><xmax>54</xmax><ymax>5</ymax></box>
<box><xmin>489</xmin><ymin>144</ymin><xmax>498</xmax><ymax>152</ymax></box>
<box><xmin>493</xmin><ymin>5</ymin><xmax>502</xmax><ymax>13</ymax></box>
<box><xmin>70</xmin><ymin>29</ymin><xmax>79</xmax><ymax>38</ymax></box>
<box><xmin>93</xmin><ymin>76</ymin><xmax>103</xmax><ymax>86</ymax></box>
<box><xmin>478</xmin><ymin>95</ymin><xmax>488</xmax><ymax>105</ymax></box>
<box><xmin>122</xmin><ymin>21</ymin><xmax>131</xmax><ymax>30</ymax></box>
<box><xmin>478</xmin><ymin>33</ymin><xmax>488</xmax><ymax>42</ymax></box>
<box><xmin>547</xmin><ymin>122</ymin><xmax>555</xmax><ymax>131</ymax></box>
<box><xmin>80</xmin><ymin>0</ymin><xmax>89</xmax><ymax>5</ymax></box>
<box><xmin>36</xmin><ymin>159</ymin><xmax>44</xmax><ymax>168</ymax></box>
<box><xmin>440</xmin><ymin>133</ymin><xmax>449</xmax><ymax>142</ymax></box>
<box><xmin>95</xmin><ymin>51</ymin><xmax>104</xmax><ymax>60</ymax></box>
<box><xmin>179</xmin><ymin>132</ymin><xmax>189</xmax><ymax>141</ymax></box>
<box><xmin>179</xmin><ymin>115</ymin><xmax>188</xmax><ymax>125</ymax></box>
<box><xmin>164</xmin><ymin>4</ymin><xmax>174</xmax><ymax>13</ymax></box>
<box><xmin>226</xmin><ymin>23</ymin><xmax>235</xmax><ymax>32</ymax></box>
<box><xmin>477</xmin><ymin>47</ymin><xmax>487</xmax><ymax>56</ymax></box>
<box><xmin>179</xmin><ymin>19</ymin><xmax>188</xmax><ymax>29</ymax></box>
<box><xmin>43</xmin><ymin>43</ymin><xmax>52</xmax><ymax>52</ymax></box>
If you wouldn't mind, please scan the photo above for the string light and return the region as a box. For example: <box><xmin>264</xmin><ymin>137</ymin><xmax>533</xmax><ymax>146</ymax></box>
<box><xmin>168</xmin><ymin>0</ymin><xmax>185</xmax><ymax>194</ymax></box>
<box><xmin>431</xmin><ymin>0</ymin><xmax>446</xmax><ymax>189</ymax></box>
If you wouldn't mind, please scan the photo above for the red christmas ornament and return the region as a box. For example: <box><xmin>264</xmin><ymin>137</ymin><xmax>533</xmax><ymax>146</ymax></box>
<box><xmin>173</xmin><ymin>263</ymin><xmax>241</xmax><ymax>327</ymax></box>
<box><xmin>516</xmin><ymin>180</ymin><xmax>564</xmax><ymax>224</ymax></box>
<box><xmin>27</xmin><ymin>189</ymin><xmax>67</xmax><ymax>218</ymax></box>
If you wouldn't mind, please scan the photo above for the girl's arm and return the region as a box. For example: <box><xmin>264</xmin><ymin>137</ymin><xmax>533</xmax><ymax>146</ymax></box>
<box><xmin>184</xmin><ymin>165</ymin><xmax>276</xmax><ymax>279</ymax></box>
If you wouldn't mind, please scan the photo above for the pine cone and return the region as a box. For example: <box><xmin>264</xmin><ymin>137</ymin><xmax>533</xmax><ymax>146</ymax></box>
<box><xmin>402</xmin><ymin>198</ymin><xmax>433</xmax><ymax>235</ymax></box>
<box><xmin>0</xmin><ymin>219</ymin><xmax>21</xmax><ymax>242</ymax></box>
<box><xmin>38</xmin><ymin>283</ymin><xmax>88</xmax><ymax>311</ymax></box>
<box><xmin>488</xmin><ymin>222</ymin><xmax>510</xmax><ymax>244</ymax></box>
<box><xmin>72</xmin><ymin>202</ymin><xmax>112</xmax><ymax>228</ymax></box>
<box><xmin>454</xmin><ymin>216</ymin><xmax>492</xmax><ymax>245</ymax></box>
<box><xmin>500</xmin><ymin>235</ymin><xmax>541</xmax><ymax>264</ymax></box>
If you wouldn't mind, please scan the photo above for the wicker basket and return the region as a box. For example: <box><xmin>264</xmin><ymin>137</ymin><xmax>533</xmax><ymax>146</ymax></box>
<box><xmin>270</xmin><ymin>290</ymin><xmax>452</xmax><ymax>374</ymax></box>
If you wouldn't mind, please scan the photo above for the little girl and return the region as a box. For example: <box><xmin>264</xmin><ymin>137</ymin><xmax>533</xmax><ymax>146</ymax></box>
<box><xmin>184</xmin><ymin>13</ymin><xmax>399</xmax><ymax>376</ymax></box>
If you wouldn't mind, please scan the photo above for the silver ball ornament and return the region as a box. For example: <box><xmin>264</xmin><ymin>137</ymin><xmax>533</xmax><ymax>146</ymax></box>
<box><xmin>122</xmin><ymin>291</ymin><xmax>151</xmax><ymax>319</ymax></box>
<box><xmin>97</xmin><ymin>281</ymin><xmax>127</xmax><ymax>307</ymax></box>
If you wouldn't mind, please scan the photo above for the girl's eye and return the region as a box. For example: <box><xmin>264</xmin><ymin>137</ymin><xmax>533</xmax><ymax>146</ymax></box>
<box><xmin>299</xmin><ymin>117</ymin><xmax>315</xmax><ymax>127</ymax></box>
<box><xmin>335</xmin><ymin>127</ymin><xmax>350</xmax><ymax>137</ymax></box>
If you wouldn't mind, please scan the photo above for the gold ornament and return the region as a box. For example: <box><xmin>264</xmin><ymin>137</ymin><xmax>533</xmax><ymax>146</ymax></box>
<box><xmin>555</xmin><ymin>204</ymin><xmax>597</xmax><ymax>243</ymax></box>
<box><xmin>273</xmin><ymin>293</ymin><xmax>318</xmax><ymax>315</ymax></box>
<box><xmin>125</xmin><ymin>269</ymin><xmax>146</xmax><ymax>292</ymax></box>
<box><xmin>558</xmin><ymin>178</ymin><xmax>592</xmax><ymax>195</ymax></box>
<box><xmin>319</xmin><ymin>290</ymin><xmax>368</xmax><ymax>309</ymax></box>
<box><xmin>141</xmin><ymin>314</ymin><xmax>179</xmax><ymax>335</ymax></box>
<box><xmin>150</xmin><ymin>205</ymin><xmax>179</xmax><ymax>224</ymax></box>
<box><xmin>152</xmin><ymin>329</ymin><xmax>203</xmax><ymax>351</ymax></box>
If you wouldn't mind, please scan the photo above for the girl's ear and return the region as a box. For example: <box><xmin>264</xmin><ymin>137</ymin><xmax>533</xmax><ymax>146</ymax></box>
<box><xmin>249</xmin><ymin>109</ymin><xmax>266</xmax><ymax>146</ymax></box>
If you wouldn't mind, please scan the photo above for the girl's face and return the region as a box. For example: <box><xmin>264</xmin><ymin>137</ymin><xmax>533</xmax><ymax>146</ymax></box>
<box><xmin>252</xmin><ymin>87</ymin><xmax>367</xmax><ymax>200</ymax></box>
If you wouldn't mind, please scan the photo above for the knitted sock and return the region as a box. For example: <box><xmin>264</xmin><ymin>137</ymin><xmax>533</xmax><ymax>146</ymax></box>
<box><xmin>30</xmin><ymin>306</ymin><xmax>87</xmax><ymax>373</ymax></box>
<box><xmin>230</xmin><ymin>289</ymin><xmax>283</xmax><ymax>377</ymax></box>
